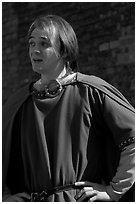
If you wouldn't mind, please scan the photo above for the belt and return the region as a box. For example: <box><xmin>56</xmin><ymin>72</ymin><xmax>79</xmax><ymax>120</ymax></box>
<box><xmin>30</xmin><ymin>183</ymin><xmax>81</xmax><ymax>201</ymax></box>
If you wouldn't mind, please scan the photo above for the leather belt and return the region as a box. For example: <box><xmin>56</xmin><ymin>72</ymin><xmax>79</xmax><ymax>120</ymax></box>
<box><xmin>30</xmin><ymin>183</ymin><xmax>80</xmax><ymax>201</ymax></box>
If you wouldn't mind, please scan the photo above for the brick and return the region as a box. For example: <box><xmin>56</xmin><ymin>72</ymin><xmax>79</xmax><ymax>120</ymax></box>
<box><xmin>99</xmin><ymin>43</ymin><xmax>109</xmax><ymax>51</ymax></box>
<box><xmin>110</xmin><ymin>40</ymin><xmax>119</xmax><ymax>49</ymax></box>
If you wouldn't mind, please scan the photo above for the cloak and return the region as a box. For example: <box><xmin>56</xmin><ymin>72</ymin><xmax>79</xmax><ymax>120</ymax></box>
<box><xmin>2</xmin><ymin>72</ymin><xmax>135</xmax><ymax>201</ymax></box>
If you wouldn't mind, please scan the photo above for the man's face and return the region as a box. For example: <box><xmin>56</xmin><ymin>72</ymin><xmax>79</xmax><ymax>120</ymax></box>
<box><xmin>29</xmin><ymin>27</ymin><xmax>62</xmax><ymax>76</ymax></box>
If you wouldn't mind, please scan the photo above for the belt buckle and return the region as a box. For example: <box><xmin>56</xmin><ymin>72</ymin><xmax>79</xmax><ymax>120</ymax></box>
<box><xmin>31</xmin><ymin>191</ymin><xmax>47</xmax><ymax>202</ymax></box>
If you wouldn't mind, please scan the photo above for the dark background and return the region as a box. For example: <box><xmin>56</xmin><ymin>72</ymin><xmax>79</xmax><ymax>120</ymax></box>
<box><xmin>2</xmin><ymin>2</ymin><xmax>135</xmax><ymax>106</ymax></box>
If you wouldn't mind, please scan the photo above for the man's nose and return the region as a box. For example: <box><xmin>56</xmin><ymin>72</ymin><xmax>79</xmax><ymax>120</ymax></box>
<box><xmin>34</xmin><ymin>48</ymin><xmax>40</xmax><ymax>54</ymax></box>
<box><xmin>33</xmin><ymin>45</ymin><xmax>41</xmax><ymax>54</ymax></box>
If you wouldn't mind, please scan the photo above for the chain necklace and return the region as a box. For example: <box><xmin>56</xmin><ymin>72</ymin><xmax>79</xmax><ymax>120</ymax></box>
<box><xmin>31</xmin><ymin>71</ymin><xmax>77</xmax><ymax>99</ymax></box>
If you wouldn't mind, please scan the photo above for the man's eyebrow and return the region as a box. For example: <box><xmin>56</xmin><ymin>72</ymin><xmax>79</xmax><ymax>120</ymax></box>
<box><xmin>40</xmin><ymin>36</ymin><xmax>49</xmax><ymax>40</ymax></box>
<box><xmin>28</xmin><ymin>36</ymin><xmax>49</xmax><ymax>41</ymax></box>
<box><xmin>28</xmin><ymin>36</ymin><xmax>33</xmax><ymax>40</ymax></box>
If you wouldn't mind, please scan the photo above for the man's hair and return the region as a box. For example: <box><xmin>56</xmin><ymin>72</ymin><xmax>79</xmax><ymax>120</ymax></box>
<box><xmin>28</xmin><ymin>14</ymin><xmax>79</xmax><ymax>71</ymax></box>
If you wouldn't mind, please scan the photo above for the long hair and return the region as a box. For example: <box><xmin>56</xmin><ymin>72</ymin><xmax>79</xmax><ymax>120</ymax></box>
<box><xmin>28</xmin><ymin>14</ymin><xmax>79</xmax><ymax>71</ymax></box>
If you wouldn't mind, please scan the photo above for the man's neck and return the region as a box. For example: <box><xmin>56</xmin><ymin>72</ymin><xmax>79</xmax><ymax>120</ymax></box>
<box><xmin>40</xmin><ymin>66</ymin><xmax>67</xmax><ymax>85</ymax></box>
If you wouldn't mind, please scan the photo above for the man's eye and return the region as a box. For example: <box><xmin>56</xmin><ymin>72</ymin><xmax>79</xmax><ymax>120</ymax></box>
<box><xmin>29</xmin><ymin>41</ymin><xmax>35</xmax><ymax>47</ymax></box>
<box><xmin>41</xmin><ymin>41</ymin><xmax>50</xmax><ymax>47</ymax></box>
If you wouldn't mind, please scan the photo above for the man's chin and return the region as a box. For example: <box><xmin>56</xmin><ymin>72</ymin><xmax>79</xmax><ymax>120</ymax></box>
<box><xmin>32</xmin><ymin>66</ymin><xmax>44</xmax><ymax>74</ymax></box>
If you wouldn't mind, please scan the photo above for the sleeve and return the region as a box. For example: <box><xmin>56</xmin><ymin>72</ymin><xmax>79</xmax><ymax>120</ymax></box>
<box><xmin>102</xmin><ymin>93</ymin><xmax>135</xmax><ymax>201</ymax></box>
<box><xmin>103</xmin><ymin>94</ymin><xmax>135</xmax><ymax>148</ymax></box>
<box><xmin>106</xmin><ymin>143</ymin><xmax>135</xmax><ymax>201</ymax></box>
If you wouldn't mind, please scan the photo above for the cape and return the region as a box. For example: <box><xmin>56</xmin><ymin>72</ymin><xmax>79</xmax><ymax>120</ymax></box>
<box><xmin>2</xmin><ymin>72</ymin><xmax>135</xmax><ymax>201</ymax></box>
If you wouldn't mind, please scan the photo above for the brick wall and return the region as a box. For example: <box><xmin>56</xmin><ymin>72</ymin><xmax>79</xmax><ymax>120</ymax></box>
<box><xmin>2</xmin><ymin>2</ymin><xmax>135</xmax><ymax>106</ymax></box>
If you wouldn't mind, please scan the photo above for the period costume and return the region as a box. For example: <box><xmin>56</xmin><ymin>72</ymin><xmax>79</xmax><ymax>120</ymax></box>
<box><xmin>3</xmin><ymin>72</ymin><xmax>135</xmax><ymax>201</ymax></box>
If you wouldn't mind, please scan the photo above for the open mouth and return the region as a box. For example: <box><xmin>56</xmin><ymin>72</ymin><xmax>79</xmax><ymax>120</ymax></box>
<box><xmin>33</xmin><ymin>59</ymin><xmax>43</xmax><ymax>63</ymax></box>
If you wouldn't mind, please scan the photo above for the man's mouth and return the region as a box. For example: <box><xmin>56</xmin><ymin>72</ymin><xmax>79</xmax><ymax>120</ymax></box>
<box><xmin>33</xmin><ymin>59</ymin><xmax>43</xmax><ymax>63</ymax></box>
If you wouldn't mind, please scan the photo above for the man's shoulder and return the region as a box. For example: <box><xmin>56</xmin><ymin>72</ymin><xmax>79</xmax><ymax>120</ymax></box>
<box><xmin>76</xmin><ymin>72</ymin><xmax>134</xmax><ymax>112</ymax></box>
<box><xmin>76</xmin><ymin>72</ymin><xmax>110</xmax><ymax>90</ymax></box>
<box><xmin>3</xmin><ymin>84</ymin><xmax>31</xmax><ymax>120</ymax></box>
<box><xmin>5</xmin><ymin>84</ymin><xmax>30</xmax><ymax>106</ymax></box>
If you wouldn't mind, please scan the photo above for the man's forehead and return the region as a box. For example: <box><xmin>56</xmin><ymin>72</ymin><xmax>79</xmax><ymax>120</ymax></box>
<box><xmin>30</xmin><ymin>27</ymin><xmax>57</xmax><ymax>40</ymax></box>
<box><xmin>30</xmin><ymin>28</ymin><xmax>48</xmax><ymax>38</ymax></box>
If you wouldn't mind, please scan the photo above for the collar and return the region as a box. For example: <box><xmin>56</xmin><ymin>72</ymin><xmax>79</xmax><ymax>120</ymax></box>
<box><xmin>30</xmin><ymin>72</ymin><xmax>77</xmax><ymax>99</ymax></box>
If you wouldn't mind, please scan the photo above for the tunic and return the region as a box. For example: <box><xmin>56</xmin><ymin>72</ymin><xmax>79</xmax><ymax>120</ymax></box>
<box><xmin>2</xmin><ymin>72</ymin><xmax>135</xmax><ymax>201</ymax></box>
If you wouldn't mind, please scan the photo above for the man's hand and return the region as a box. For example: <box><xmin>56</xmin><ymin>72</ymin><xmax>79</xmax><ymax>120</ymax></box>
<box><xmin>74</xmin><ymin>181</ymin><xmax>113</xmax><ymax>202</ymax></box>
<box><xmin>3</xmin><ymin>192</ymin><xmax>30</xmax><ymax>202</ymax></box>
